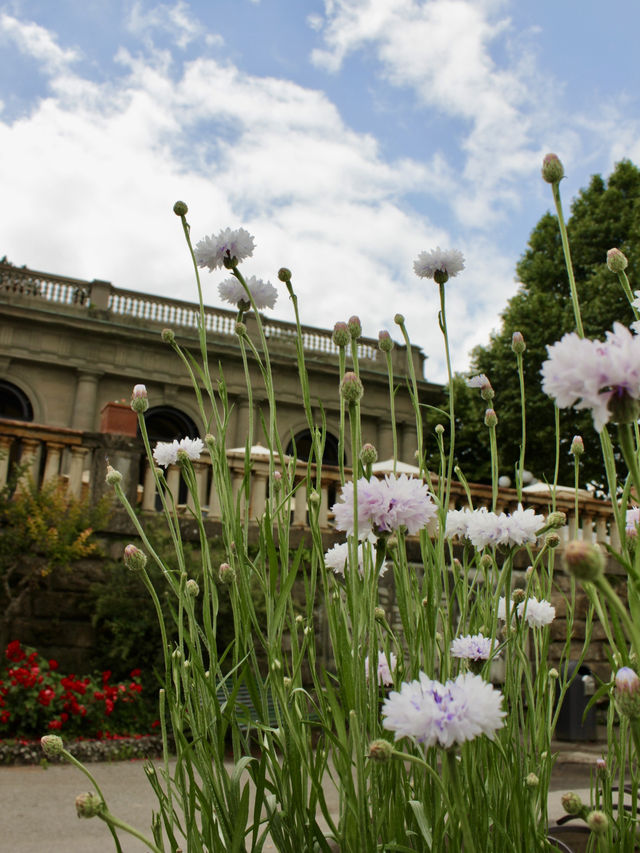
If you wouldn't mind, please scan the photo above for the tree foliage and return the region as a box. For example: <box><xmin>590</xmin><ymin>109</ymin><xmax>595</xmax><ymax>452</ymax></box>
<box><xmin>458</xmin><ymin>159</ymin><xmax>640</xmax><ymax>488</ymax></box>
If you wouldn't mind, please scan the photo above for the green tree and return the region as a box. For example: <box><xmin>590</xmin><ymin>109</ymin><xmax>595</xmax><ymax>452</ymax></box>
<box><xmin>461</xmin><ymin>159</ymin><xmax>640</xmax><ymax>488</ymax></box>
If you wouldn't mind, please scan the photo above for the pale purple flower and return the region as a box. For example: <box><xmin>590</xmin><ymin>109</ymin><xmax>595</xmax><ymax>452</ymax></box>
<box><xmin>450</xmin><ymin>633</ymin><xmax>499</xmax><ymax>661</ymax></box>
<box><xmin>466</xmin><ymin>374</ymin><xmax>490</xmax><ymax>390</ymax></box>
<box><xmin>324</xmin><ymin>539</ymin><xmax>388</xmax><ymax>577</ymax></box>
<box><xmin>445</xmin><ymin>505</ymin><xmax>544</xmax><ymax>549</ymax></box>
<box><xmin>541</xmin><ymin>324</ymin><xmax>640</xmax><ymax>432</ymax></box>
<box><xmin>132</xmin><ymin>384</ymin><xmax>147</xmax><ymax>399</ymax></box>
<box><xmin>332</xmin><ymin>474</ymin><xmax>436</xmax><ymax>539</ymax></box>
<box><xmin>218</xmin><ymin>275</ymin><xmax>278</xmax><ymax>310</ymax></box>
<box><xmin>153</xmin><ymin>440</ymin><xmax>180</xmax><ymax>467</ymax></box>
<box><xmin>178</xmin><ymin>437</ymin><xmax>204</xmax><ymax>461</ymax></box>
<box><xmin>194</xmin><ymin>227</ymin><xmax>255</xmax><ymax>271</ymax></box>
<box><xmin>413</xmin><ymin>247</ymin><xmax>465</xmax><ymax>280</ymax></box>
<box><xmin>365</xmin><ymin>650</ymin><xmax>397</xmax><ymax>686</ymax></box>
<box><xmin>626</xmin><ymin>506</ymin><xmax>640</xmax><ymax>537</ymax></box>
<box><xmin>507</xmin><ymin>505</ymin><xmax>545</xmax><ymax>545</ymax></box>
<box><xmin>382</xmin><ymin>671</ymin><xmax>506</xmax><ymax>748</ymax></box>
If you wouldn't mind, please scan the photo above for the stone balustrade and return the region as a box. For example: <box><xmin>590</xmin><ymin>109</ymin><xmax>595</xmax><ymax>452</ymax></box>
<box><xmin>0</xmin><ymin>419</ymin><xmax>620</xmax><ymax>549</ymax></box>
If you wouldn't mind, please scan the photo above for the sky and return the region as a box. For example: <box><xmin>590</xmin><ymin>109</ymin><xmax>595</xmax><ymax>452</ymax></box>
<box><xmin>1</xmin><ymin>0</ymin><xmax>640</xmax><ymax>384</ymax></box>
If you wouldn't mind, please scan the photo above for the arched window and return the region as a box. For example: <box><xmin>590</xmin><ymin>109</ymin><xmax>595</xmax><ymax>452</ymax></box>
<box><xmin>285</xmin><ymin>429</ymin><xmax>341</xmax><ymax>467</ymax></box>
<box><xmin>140</xmin><ymin>406</ymin><xmax>200</xmax><ymax>505</ymax></box>
<box><xmin>0</xmin><ymin>381</ymin><xmax>33</xmax><ymax>421</ymax></box>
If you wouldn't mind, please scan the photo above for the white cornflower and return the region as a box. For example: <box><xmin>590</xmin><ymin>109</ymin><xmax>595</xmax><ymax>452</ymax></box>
<box><xmin>413</xmin><ymin>247</ymin><xmax>465</xmax><ymax>281</ymax></box>
<box><xmin>194</xmin><ymin>227</ymin><xmax>255</xmax><ymax>271</ymax></box>
<box><xmin>518</xmin><ymin>597</ymin><xmax>555</xmax><ymax>628</ymax></box>
<box><xmin>323</xmin><ymin>539</ymin><xmax>388</xmax><ymax>577</ymax></box>
<box><xmin>365</xmin><ymin>650</ymin><xmax>397</xmax><ymax>686</ymax></box>
<box><xmin>506</xmin><ymin>505</ymin><xmax>545</xmax><ymax>545</ymax></box>
<box><xmin>178</xmin><ymin>437</ymin><xmax>204</xmax><ymax>461</ymax></box>
<box><xmin>450</xmin><ymin>633</ymin><xmax>499</xmax><ymax>661</ymax></box>
<box><xmin>218</xmin><ymin>276</ymin><xmax>278</xmax><ymax>310</ymax></box>
<box><xmin>153</xmin><ymin>440</ymin><xmax>180</xmax><ymax>468</ymax></box>
<box><xmin>445</xmin><ymin>505</ymin><xmax>544</xmax><ymax>549</ymax></box>
<box><xmin>382</xmin><ymin>671</ymin><xmax>505</xmax><ymax>748</ymax></box>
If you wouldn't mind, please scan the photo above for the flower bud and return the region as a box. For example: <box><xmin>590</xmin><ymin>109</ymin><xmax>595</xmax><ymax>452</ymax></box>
<box><xmin>549</xmin><ymin>668</ymin><xmax>559</xmax><ymax>680</ymax></box>
<box><xmin>484</xmin><ymin>408</ymin><xmax>498</xmax><ymax>428</ymax></box>
<box><xmin>386</xmin><ymin>534</ymin><xmax>398</xmax><ymax>550</ymax></box>
<box><xmin>614</xmin><ymin>667</ymin><xmax>640</xmax><ymax>719</ymax></box>
<box><xmin>545</xmin><ymin>532</ymin><xmax>561</xmax><ymax>549</ymax></box>
<box><xmin>41</xmin><ymin>735</ymin><xmax>64</xmax><ymax>757</ymax></box>
<box><xmin>586</xmin><ymin>810</ymin><xmax>609</xmax><ymax>834</ymax></box>
<box><xmin>525</xmin><ymin>773</ymin><xmax>539</xmax><ymax>789</ymax></box>
<box><xmin>512</xmin><ymin>588</ymin><xmax>526</xmax><ymax>605</ymax></box>
<box><xmin>374</xmin><ymin>606</ymin><xmax>386</xmax><ymax>622</ymax></box>
<box><xmin>563</xmin><ymin>540</ymin><xmax>605</xmax><ymax>582</ymax></box>
<box><xmin>218</xmin><ymin>562</ymin><xmax>236</xmax><ymax>584</ymax></box>
<box><xmin>205</xmin><ymin>433</ymin><xmax>215</xmax><ymax>449</ymax></box>
<box><xmin>161</xmin><ymin>328</ymin><xmax>175</xmax><ymax>344</ymax></box>
<box><xmin>394</xmin><ymin>313</ymin><xmax>405</xmax><ymax>326</ymax></box>
<box><xmin>105</xmin><ymin>465</ymin><xmax>122</xmax><ymax>485</ymax></box>
<box><xmin>369</xmin><ymin>739</ymin><xmax>394</xmax><ymax>762</ymax></box>
<box><xmin>272</xmin><ymin>658</ymin><xmax>282</xmax><ymax>672</ymax></box>
<box><xmin>308</xmin><ymin>490</ymin><xmax>320</xmax><ymax>506</ymax></box>
<box><xmin>606</xmin><ymin>247</ymin><xmax>628</xmax><ymax>273</ymax></box>
<box><xmin>596</xmin><ymin>758</ymin><xmax>607</xmax><ymax>775</ymax></box>
<box><xmin>561</xmin><ymin>791</ymin><xmax>583</xmax><ymax>815</ymax></box>
<box><xmin>511</xmin><ymin>331</ymin><xmax>526</xmax><ymax>354</ymax></box>
<box><xmin>278</xmin><ymin>267</ymin><xmax>292</xmax><ymax>282</ymax></box>
<box><xmin>75</xmin><ymin>792</ymin><xmax>104</xmax><ymax>819</ymax></box>
<box><xmin>546</xmin><ymin>511</ymin><xmax>566</xmax><ymax>529</ymax></box>
<box><xmin>186</xmin><ymin>579</ymin><xmax>199</xmax><ymax>597</ymax></box>
<box><xmin>130</xmin><ymin>384</ymin><xmax>148</xmax><ymax>413</ymax></box>
<box><xmin>123</xmin><ymin>544</ymin><xmax>147</xmax><ymax>572</ymax></box>
<box><xmin>332</xmin><ymin>322</ymin><xmax>350</xmax><ymax>347</ymax></box>
<box><xmin>570</xmin><ymin>435</ymin><xmax>584</xmax><ymax>456</ymax></box>
<box><xmin>347</xmin><ymin>315</ymin><xmax>362</xmax><ymax>339</ymax></box>
<box><xmin>340</xmin><ymin>371</ymin><xmax>364</xmax><ymax>404</ymax></box>
<box><xmin>435</xmin><ymin>423</ymin><xmax>444</xmax><ymax>435</ymax></box>
<box><xmin>541</xmin><ymin>153</ymin><xmax>564</xmax><ymax>184</ymax></box>
<box><xmin>480</xmin><ymin>554</ymin><xmax>493</xmax><ymax>571</ymax></box>
<box><xmin>283</xmin><ymin>676</ymin><xmax>292</xmax><ymax>689</ymax></box>
<box><xmin>378</xmin><ymin>330</ymin><xmax>394</xmax><ymax>352</ymax></box>
<box><xmin>173</xmin><ymin>200</ymin><xmax>188</xmax><ymax>216</ymax></box>
<box><xmin>235</xmin><ymin>321</ymin><xmax>247</xmax><ymax>337</ymax></box>
<box><xmin>360</xmin><ymin>443</ymin><xmax>378</xmax><ymax>465</ymax></box>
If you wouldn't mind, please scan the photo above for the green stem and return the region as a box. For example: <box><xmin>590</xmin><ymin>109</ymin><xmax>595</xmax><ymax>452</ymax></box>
<box><xmin>99</xmin><ymin>810</ymin><xmax>163</xmax><ymax>853</ymax></box>
<box><xmin>551</xmin><ymin>181</ymin><xmax>584</xmax><ymax>338</ymax></box>
<box><xmin>515</xmin><ymin>350</ymin><xmax>526</xmax><ymax>502</ymax></box>
<box><xmin>618</xmin><ymin>422</ymin><xmax>640</xmax><ymax>502</ymax></box>
<box><xmin>445</xmin><ymin>750</ymin><xmax>477</xmax><ymax>853</ymax></box>
<box><xmin>60</xmin><ymin>749</ymin><xmax>124</xmax><ymax>853</ymax></box>
<box><xmin>384</xmin><ymin>350</ymin><xmax>399</xmax><ymax>473</ymax></box>
<box><xmin>617</xmin><ymin>269</ymin><xmax>640</xmax><ymax>320</ymax></box>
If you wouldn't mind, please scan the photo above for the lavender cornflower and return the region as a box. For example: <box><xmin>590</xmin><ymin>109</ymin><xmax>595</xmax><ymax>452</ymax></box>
<box><xmin>218</xmin><ymin>276</ymin><xmax>277</xmax><ymax>310</ymax></box>
<box><xmin>194</xmin><ymin>227</ymin><xmax>255</xmax><ymax>270</ymax></box>
<box><xmin>365</xmin><ymin>650</ymin><xmax>397</xmax><ymax>686</ymax></box>
<box><xmin>413</xmin><ymin>247</ymin><xmax>465</xmax><ymax>284</ymax></box>
<box><xmin>450</xmin><ymin>633</ymin><xmax>499</xmax><ymax>661</ymax></box>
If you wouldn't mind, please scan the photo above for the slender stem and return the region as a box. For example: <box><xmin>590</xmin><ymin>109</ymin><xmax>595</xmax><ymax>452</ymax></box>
<box><xmin>445</xmin><ymin>750</ymin><xmax>477</xmax><ymax>853</ymax></box>
<box><xmin>515</xmin><ymin>350</ymin><xmax>526</xmax><ymax>502</ymax></box>
<box><xmin>550</xmin><ymin>182</ymin><xmax>584</xmax><ymax>338</ymax></box>
<box><xmin>99</xmin><ymin>811</ymin><xmax>163</xmax><ymax>853</ymax></box>
<box><xmin>618</xmin><ymin>422</ymin><xmax>640</xmax><ymax>502</ymax></box>
<box><xmin>60</xmin><ymin>749</ymin><xmax>124</xmax><ymax>853</ymax></box>
<box><xmin>384</xmin><ymin>350</ymin><xmax>399</xmax><ymax>473</ymax></box>
<box><xmin>617</xmin><ymin>269</ymin><xmax>640</xmax><ymax>319</ymax></box>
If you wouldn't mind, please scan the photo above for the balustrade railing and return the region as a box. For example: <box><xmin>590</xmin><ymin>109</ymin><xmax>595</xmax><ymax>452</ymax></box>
<box><xmin>0</xmin><ymin>420</ymin><xmax>619</xmax><ymax>550</ymax></box>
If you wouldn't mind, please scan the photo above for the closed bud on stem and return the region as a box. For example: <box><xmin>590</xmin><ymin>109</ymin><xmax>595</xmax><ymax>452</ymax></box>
<box><xmin>606</xmin><ymin>247</ymin><xmax>628</xmax><ymax>273</ymax></box>
<box><xmin>586</xmin><ymin>810</ymin><xmax>609</xmax><ymax>834</ymax></box>
<box><xmin>542</xmin><ymin>153</ymin><xmax>564</xmax><ymax>184</ymax></box>
<box><xmin>360</xmin><ymin>443</ymin><xmax>378</xmax><ymax>464</ymax></box>
<box><xmin>131</xmin><ymin>384</ymin><xmax>148</xmax><ymax>413</ymax></box>
<box><xmin>185</xmin><ymin>579</ymin><xmax>199</xmax><ymax>597</ymax></box>
<box><xmin>394</xmin><ymin>313</ymin><xmax>405</xmax><ymax>326</ymax></box>
<box><xmin>218</xmin><ymin>562</ymin><xmax>236</xmax><ymax>584</ymax></box>
<box><xmin>41</xmin><ymin>734</ymin><xmax>64</xmax><ymax>756</ymax></box>
<box><xmin>511</xmin><ymin>331</ymin><xmax>526</xmax><ymax>354</ymax></box>
<box><xmin>614</xmin><ymin>667</ymin><xmax>640</xmax><ymax>719</ymax></box>
<box><xmin>561</xmin><ymin>792</ymin><xmax>583</xmax><ymax>815</ymax></box>
<box><xmin>480</xmin><ymin>554</ymin><xmax>493</xmax><ymax>571</ymax></box>
<box><xmin>570</xmin><ymin>435</ymin><xmax>584</xmax><ymax>456</ymax></box>
<box><xmin>75</xmin><ymin>792</ymin><xmax>104</xmax><ymax>819</ymax></box>
<box><xmin>106</xmin><ymin>465</ymin><xmax>122</xmax><ymax>485</ymax></box>
<box><xmin>235</xmin><ymin>321</ymin><xmax>247</xmax><ymax>337</ymax></box>
<box><xmin>347</xmin><ymin>315</ymin><xmax>362</xmax><ymax>339</ymax></box>
<box><xmin>546</xmin><ymin>511</ymin><xmax>567</xmax><ymax>528</ymax></box>
<box><xmin>369</xmin><ymin>739</ymin><xmax>394</xmax><ymax>762</ymax></box>
<box><xmin>123</xmin><ymin>544</ymin><xmax>147</xmax><ymax>572</ymax></box>
<box><xmin>374</xmin><ymin>606</ymin><xmax>386</xmax><ymax>622</ymax></box>
<box><xmin>340</xmin><ymin>371</ymin><xmax>364</xmax><ymax>403</ymax></box>
<box><xmin>563</xmin><ymin>540</ymin><xmax>605</xmax><ymax>582</ymax></box>
<box><xmin>386</xmin><ymin>535</ymin><xmax>398</xmax><ymax>550</ymax></box>
<box><xmin>173</xmin><ymin>200</ymin><xmax>188</xmax><ymax>216</ymax></box>
<box><xmin>484</xmin><ymin>408</ymin><xmax>498</xmax><ymax>428</ymax></box>
<box><xmin>435</xmin><ymin>423</ymin><xmax>444</xmax><ymax>435</ymax></box>
<box><xmin>161</xmin><ymin>328</ymin><xmax>175</xmax><ymax>344</ymax></box>
<box><xmin>308</xmin><ymin>490</ymin><xmax>320</xmax><ymax>506</ymax></box>
<box><xmin>545</xmin><ymin>532</ymin><xmax>561</xmax><ymax>549</ymax></box>
<box><xmin>525</xmin><ymin>773</ymin><xmax>539</xmax><ymax>789</ymax></box>
<box><xmin>548</xmin><ymin>668</ymin><xmax>559</xmax><ymax>680</ymax></box>
<box><xmin>512</xmin><ymin>588</ymin><xmax>526</xmax><ymax>605</ymax></box>
<box><xmin>332</xmin><ymin>322</ymin><xmax>350</xmax><ymax>347</ymax></box>
<box><xmin>205</xmin><ymin>433</ymin><xmax>215</xmax><ymax>449</ymax></box>
<box><xmin>278</xmin><ymin>267</ymin><xmax>292</xmax><ymax>282</ymax></box>
<box><xmin>283</xmin><ymin>676</ymin><xmax>292</xmax><ymax>689</ymax></box>
<box><xmin>378</xmin><ymin>330</ymin><xmax>394</xmax><ymax>352</ymax></box>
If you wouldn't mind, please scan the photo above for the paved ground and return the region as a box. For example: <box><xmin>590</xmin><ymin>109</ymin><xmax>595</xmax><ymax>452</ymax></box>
<box><xmin>0</xmin><ymin>741</ymin><xmax>606</xmax><ymax>852</ymax></box>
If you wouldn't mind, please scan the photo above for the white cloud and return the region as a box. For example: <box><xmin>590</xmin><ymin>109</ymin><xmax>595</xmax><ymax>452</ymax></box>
<box><xmin>0</xmin><ymin>12</ymin><xmax>80</xmax><ymax>74</ymax></box>
<box><xmin>126</xmin><ymin>0</ymin><xmax>220</xmax><ymax>50</ymax></box>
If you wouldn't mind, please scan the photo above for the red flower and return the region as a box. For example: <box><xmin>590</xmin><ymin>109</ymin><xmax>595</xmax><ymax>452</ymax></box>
<box><xmin>102</xmin><ymin>670</ymin><xmax>112</xmax><ymax>685</ymax></box>
<box><xmin>130</xmin><ymin>668</ymin><xmax>141</xmax><ymax>678</ymax></box>
<box><xmin>0</xmin><ymin>710</ymin><xmax>10</xmax><ymax>724</ymax></box>
<box><xmin>48</xmin><ymin>660</ymin><xmax>59</xmax><ymax>671</ymax></box>
<box><xmin>37</xmin><ymin>688</ymin><xmax>56</xmax><ymax>707</ymax></box>
<box><xmin>47</xmin><ymin>719</ymin><xmax>62</xmax><ymax>730</ymax></box>
<box><xmin>6</xmin><ymin>641</ymin><xmax>26</xmax><ymax>663</ymax></box>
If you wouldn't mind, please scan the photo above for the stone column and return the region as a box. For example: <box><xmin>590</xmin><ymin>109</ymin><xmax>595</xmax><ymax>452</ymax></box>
<box><xmin>250</xmin><ymin>472</ymin><xmax>268</xmax><ymax>519</ymax></box>
<box><xmin>293</xmin><ymin>480</ymin><xmax>307</xmax><ymax>526</ymax></box>
<box><xmin>0</xmin><ymin>436</ymin><xmax>13</xmax><ymax>488</ymax></box>
<box><xmin>166</xmin><ymin>465</ymin><xmax>181</xmax><ymax>504</ymax></box>
<box><xmin>377</xmin><ymin>420</ymin><xmax>394</xmax><ymax>461</ymax></box>
<box><xmin>43</xmin><ymin>442</ymin><xmax>65</xmax><ymax>483</ymax></box>
<box><xmin>187</xmin><ymin>462</ymin><xmax>207</xmax><ymax>512</ymax></box>
<box><xmin>234</xmin><ymin>397</ymin><xmax>252</xmax><ymax>447</ymax></box>
<box><xmin>208</xmin><ymin>477</ymin><xmax>222</xmax><ymax>519</ymax></box>
<box><xmin>142</xmin><ymin>462</ymin><xmax>157</xmax><ymax>511</ymax></box>
<box><xmin>319</xmin><ymin>480</ymin><xmax>330</xmax><ymax>527</ymax></box>
<box><xmin>68</xmin><ymin>446</ymin><xmax>89</xmax><ymax>498</ymax></box>
<box><xmin>71</xmin><ymin>371</ymin><xmax>102</xmax><ymax>431</ymax></box>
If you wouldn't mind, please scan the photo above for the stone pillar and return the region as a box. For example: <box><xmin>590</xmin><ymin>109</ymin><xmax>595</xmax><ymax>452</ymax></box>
<box><xmin>43</xmin><ymin>442</ymin><xmax>65</xmax><ymax>483</ymax></box>
<box><xmin>166</xmin><ymin>465</ymin><xmax>180</xmax><ymax>504</ymax></box>
<box><xmin>250</xmin><ymin>472</ymin><xmax>268</xmax><ymax>519</ymax></box>
<box><xmin>142</xmin><ymin>462</ymin><xmax>157</xmax><ymax>511</ymax></box>
<box><xmin>16</xmin><ymin>438</ymin><xmax>41</xmax><ymax>491</ymax></box>
<box><xmin>208</xmin><ymin>477</ymin><xmax>222</xmax><ymax>519</ymax></box>
<box><xmin>400</xmin><ymin>419</ymin><xmax>418</xmax><ymax>465</ymax></box>
<box><xmin>377</xmin><ymin>420</ymin><xmax>394</xmax><ymax>461</ymax></box>
<box><xmin>187</xmin><ymin>462</ymin><xmax>207</xmax><ymax>511</ymax></box>
<box><xmin>71</xmin><ymin>371</ymin><xmax>101</xmax><ymax>431</ymax></box>
<box><xmin>68</xmin><ymin>446</ymin><xmax>89</xmax><ymax>498</ymax></box>
<box><xmin>0</xmin><ymin>436</ymin><xmax>13</xmax><ymax>487</ymax></box>
<box><xmin>319</xmin><ymin>481</ymin><xmax>330</xmax><ymax>527</ymax></box>
<box><xmin>293</xmin><ymin>480</ymin><xmax>307</xmax><ymax>526</ymax></box>
<box><xmin>234</xmin><ymin>397</ymin><xmax>252</xmax><ymax>448</ymax></box>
